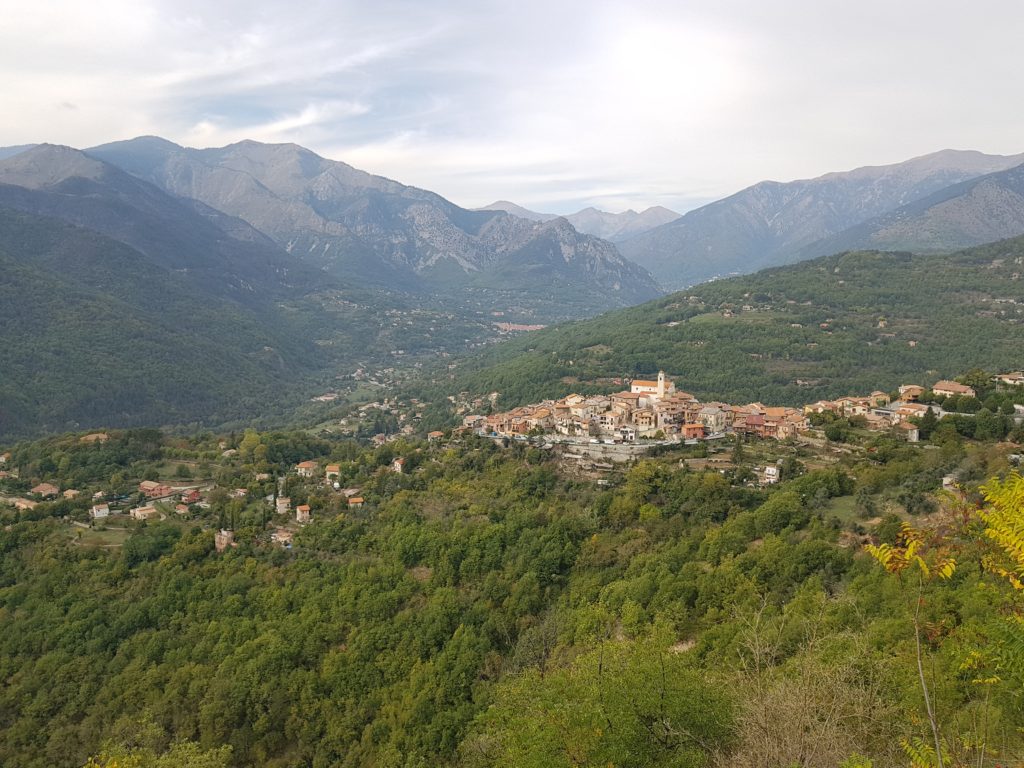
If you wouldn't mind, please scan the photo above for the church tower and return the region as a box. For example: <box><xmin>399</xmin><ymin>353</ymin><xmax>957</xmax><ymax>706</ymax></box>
<box><xmin>657</xmin><ymin>370</ymin><xmax>666</xmax><ymax>398</ymax></box>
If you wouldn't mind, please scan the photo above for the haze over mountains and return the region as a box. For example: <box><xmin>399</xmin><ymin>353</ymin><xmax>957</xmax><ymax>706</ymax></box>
<box><xmin>479</xmin><ymin>201</ymin><xmax>681</xmax><ymax>241</ymax></box>
<box><xmin>617</xmin><ymin>149</ymin><xmax>1024</xmax><ymax>289</ymax></box>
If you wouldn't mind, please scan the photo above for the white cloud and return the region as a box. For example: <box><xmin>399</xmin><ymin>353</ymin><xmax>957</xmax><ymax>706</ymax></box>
<box><xmin>1</xmin><ymin>0</ymin><xmax>1023</xmax><ymax>213</ymax></box>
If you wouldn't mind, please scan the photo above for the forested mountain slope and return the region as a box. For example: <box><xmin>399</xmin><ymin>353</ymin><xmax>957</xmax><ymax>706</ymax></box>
<box><xmin>1</xmin><ymin>428</ymin><xmax>1021</xmax><ymax>767</ymax></box>
<box><xmin>443</xmin><ymin>235</ymin><xmax>1024</xmax><ymax>409</ymax></box>
<box><xmin>0</xmin><ymin>209</ymin><xmax>316</xmax><ymax>437</ymax></box>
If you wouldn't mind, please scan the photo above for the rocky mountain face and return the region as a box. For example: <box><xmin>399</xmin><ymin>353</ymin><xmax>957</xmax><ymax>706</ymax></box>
<box><xmin>618</xmin><ymin>149</ymin><xmax>1024</xmax><ymax>289</ymax></box>
<box><xmin>803</xmin><ymin>162</ymin><xmax>1024</xmax><ymax>257</ymax></box>
<box><xmin>88</xmin><ymin>137</ymin><xmax>661</xmax><ymax>312</ymax></box>
<box><xmin>478</xmin><ymin>201</ymin><xmax>681</xmax><ymax>241</ymax></box>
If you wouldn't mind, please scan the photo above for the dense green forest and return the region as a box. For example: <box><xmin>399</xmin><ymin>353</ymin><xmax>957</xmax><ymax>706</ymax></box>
<box><xmin>1</xmin><ymin>424</ymin><xmax>1023</xmax><ymax>767</ymax></box>
<box><xmin>430</xmin><ymin>237</ymin><xmax>1024</xmax><ymax>411</ymax></box>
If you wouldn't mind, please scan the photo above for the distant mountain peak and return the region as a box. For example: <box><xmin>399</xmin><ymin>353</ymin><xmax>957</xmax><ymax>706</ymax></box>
<box><xmin>0</xmin><ymin>143</ymin><xmax>111</xmax><ymax>188</ymax></box>
<box><xmin>477</xmin><ymin>200</ymin><xmax>558</xmax><ymax>222</ymax></box>
<box><xmin>87</xmin><ymin>135</ymin><xmax>660</xmax><ymax>311</ymax></box>
<box><xmin>620</xmin><ymin>148</ymin><xmax>1024</xmax><ymax>290</ymax></box>
<box><xmin>476</xmin><ymin>201</ymin><xmax>681</xmax><ymax>241</ymax></box>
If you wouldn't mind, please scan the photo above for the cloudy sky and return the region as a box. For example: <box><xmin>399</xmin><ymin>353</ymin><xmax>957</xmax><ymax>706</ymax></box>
<box><xmin>2</xmin><ymin>0</ymin><xmax>1022</xmax><ymax>213</ymax></box>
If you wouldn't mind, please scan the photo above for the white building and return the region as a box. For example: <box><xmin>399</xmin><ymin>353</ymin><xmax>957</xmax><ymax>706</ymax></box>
<box><xmin>630</xmin><ymin>371</ymin><xmax>676</xmax><ymax>400</ymax></box>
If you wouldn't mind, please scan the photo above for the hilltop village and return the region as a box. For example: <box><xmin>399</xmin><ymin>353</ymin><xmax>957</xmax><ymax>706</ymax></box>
<box><xmin>468</xmin><ymin>370</ymin><xmax>1011</xmax><ymax>445</ymax></box>
<box><xmin>3</xmin><ymin>368</ymin><xmax>1023</xmax><ymax>557</ymax></box>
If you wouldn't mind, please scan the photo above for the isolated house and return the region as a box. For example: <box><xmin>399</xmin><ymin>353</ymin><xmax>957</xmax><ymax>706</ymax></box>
<box><xmin>271</xmin><ymin>528</ymin><xmax>293</xmax><ymax>547</ymax></box>
<box><xmin>139</xmin><ymin>480</ymin><xmax>173</xmax><ymax>499</ymax></box>
<box><xmin>932</xmin><ymin>380</ymin><xmax>976</xmax><ymax>398</ymax></box>
<box><xmin>896</xmin><ymin>422</ymin><xmax>921</xmax><ymax>442</ymax></box>
<box><xmin>130</xmin><ymin>505</ymin><xmax>159</xmax><ymax>520</ymax></box>
<box><xmin>325</xmin><ymin>464</ymin><xmax>341</xmax><ymax>480</ymax></box>
<box><xmin>994</xmin><ymin>371</ymin><xmax>1024</xmax><ymax>386</ymax></box>
<box><xmin>391</xmin><ymin>457</ymin><xmax>405</xmax><ymax>474</ymax></box>
<box><xmin>296</xmin><ymin>461</ymin><xmax>318</xmax><ymax>478</ymax></box>
<box><xmin>31</xmin><ymin>483</ymin><xmax>59</xmax><ymax>498</ymax></box>
<box><xmin>296</xmin><ymin>504</ymin><xmax>311</xmax><ymax>523</ymax></box>
<box><xmin>90</xmin><ymin>503</ymin><xmax>110</xmax><ymax>519</ymax></box>
<box><xmin>215</xmin><ymin>529</ymin><xmax>235</xmax><ymax>552</ymax></box>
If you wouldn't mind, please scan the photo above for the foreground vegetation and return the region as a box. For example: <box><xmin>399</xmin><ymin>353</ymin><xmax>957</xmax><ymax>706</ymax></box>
<box><xmin>1</xmin><ymin>419</ymin><xmax>1023</xmax><ymax>767</ymax></box>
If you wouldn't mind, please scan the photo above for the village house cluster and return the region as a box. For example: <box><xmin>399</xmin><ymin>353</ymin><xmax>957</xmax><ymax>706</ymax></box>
<box><xmin>465</xmin><ymin>372</ymin><xmax>810</xmax><ymax>442</ymax></box>
<box><xmin>467</xmin><ymin>372</ymin><xmax>999</xmax><ymax>445</ymax></box>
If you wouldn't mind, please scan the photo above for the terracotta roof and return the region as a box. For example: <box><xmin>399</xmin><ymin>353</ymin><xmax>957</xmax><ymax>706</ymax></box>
<box><xmin>933</xmin><ymin>380</ymin><xmax>974</xmax><ymax>394</ymax></box>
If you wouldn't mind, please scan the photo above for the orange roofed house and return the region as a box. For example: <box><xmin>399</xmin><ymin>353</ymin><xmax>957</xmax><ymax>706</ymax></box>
<box><xmin>139</xmin><ymin>480</ymin><xmax>174</xmax><ymax>499</ymax></box>
<box><xmin>932</xmin><ymin>380</ymin><xmax>976</xmax><ymax>399</ymax></box>
<box><xmin>31</xmin><ymin>482</ymin><xmax>59</xmax><ymax>498</ymax></box>
<box><xmin>296</xmin><ymin>461</ymin><xmax>318</xmax><ymax>478</ymax></box>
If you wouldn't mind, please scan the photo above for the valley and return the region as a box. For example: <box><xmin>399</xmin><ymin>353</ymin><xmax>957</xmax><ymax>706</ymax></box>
<box><xmin>3</xmin><ymin>137</ymin><xmax>1024</xmax><ymax>768</ymax></box>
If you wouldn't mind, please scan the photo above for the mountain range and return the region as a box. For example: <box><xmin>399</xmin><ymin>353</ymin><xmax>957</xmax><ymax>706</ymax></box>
<box><xmin>801</xmin><ymin>160</ymin><xmax>1024</xmax><ymax>258</ymax></box>
<box><xmin>617</xmin><ymin>149</ymin><xmax>1024</xmax><ymax>289</ymax></box>
<box><xmin>478</xmin><ymin>201</ymin><xmax>681</xmax><ymax>241</ymax></box>
<box><xmin>0</xmin><ymin>139</ymin><xmax>662</xmax><ymax>437</ymax></box>
<box><xmin>6</xmin><ymin>134</ymin><xmax>1024</xmax><ymax>438</ymax></box>
<box><xmin>87</xmin><ymin>137</ymin><xmax>660</xmax><ymax>313</ymax></box>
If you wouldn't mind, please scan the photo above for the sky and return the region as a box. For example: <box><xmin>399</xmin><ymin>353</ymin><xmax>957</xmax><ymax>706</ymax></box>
<box><xmin>2</xmin><ymin>0</ymin><xmax>1023</xmax><ymax>214</ymax></box>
